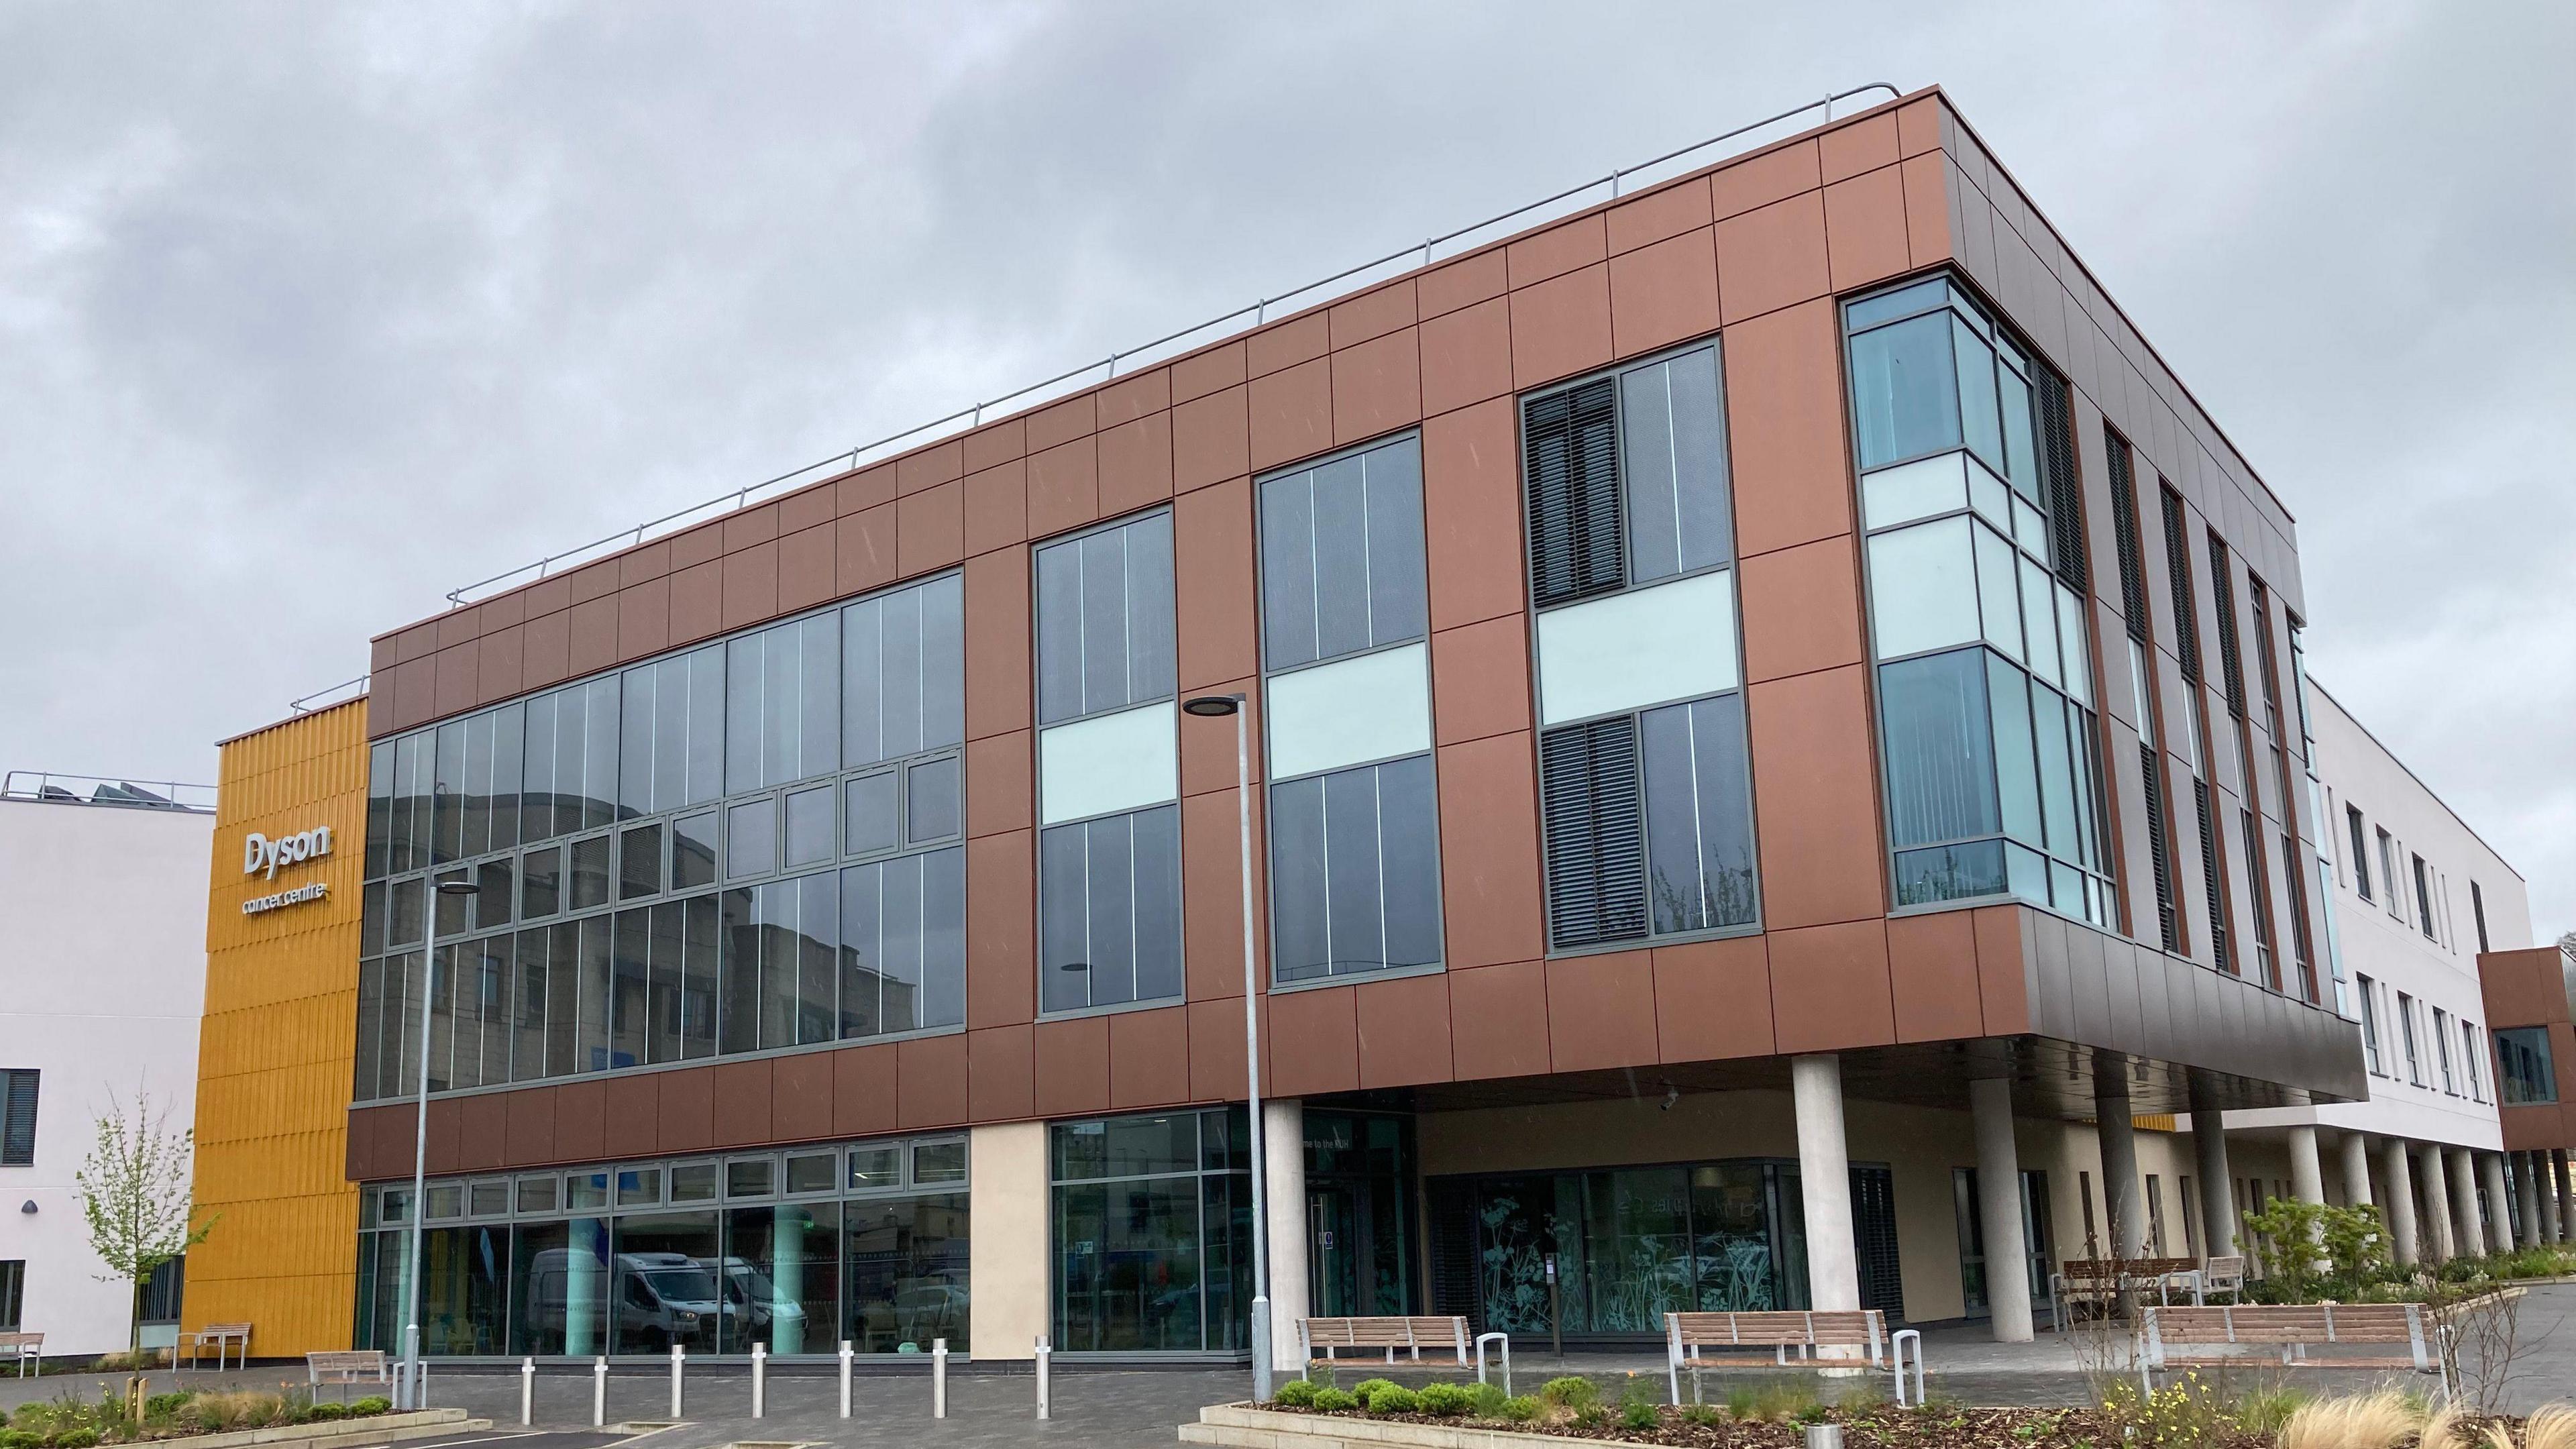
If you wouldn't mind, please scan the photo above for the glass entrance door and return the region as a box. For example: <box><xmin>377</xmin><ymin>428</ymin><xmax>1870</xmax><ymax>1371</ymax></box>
<box><xmin>1303</xmin><ymin>1112</ymin><xmax>1415</xmax><ymax>1318</ymax></box>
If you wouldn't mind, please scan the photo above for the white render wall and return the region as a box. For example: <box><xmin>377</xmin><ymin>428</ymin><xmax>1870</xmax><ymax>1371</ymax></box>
<box><xmin>2231</xmin><ymin>684</ymin><xmax>2528</xmax><ymax>1152</ymax></box>
<box><xmin>0</xmin><ymin>796</ymin><xmax>214</xmax><ymax>1358</ymax></box>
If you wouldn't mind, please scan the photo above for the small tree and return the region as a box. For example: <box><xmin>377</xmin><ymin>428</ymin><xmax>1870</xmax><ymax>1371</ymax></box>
<box><xmin>74</xmin><ymin>1089</ymin><xmax>216</xmax><ymax>1356</ymax></box>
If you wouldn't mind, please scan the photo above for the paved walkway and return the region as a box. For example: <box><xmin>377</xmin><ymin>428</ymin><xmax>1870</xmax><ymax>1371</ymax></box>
<box><xmin>5</xmin><ymin>1287</ymin><xmax>2567</xmax><ymax>1446</ymax></box>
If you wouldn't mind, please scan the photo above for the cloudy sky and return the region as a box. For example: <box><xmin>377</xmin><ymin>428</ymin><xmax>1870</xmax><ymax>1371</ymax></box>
<box><xmin>2</xmin><ymin>1</ymin><xmax>2569</xmax><ymax>936</ymax></box>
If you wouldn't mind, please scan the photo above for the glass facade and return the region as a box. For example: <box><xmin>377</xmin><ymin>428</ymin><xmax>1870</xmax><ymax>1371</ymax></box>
<box><xmin>1050</xmin><ymin>1108</ymin><xmax>1252</xmax><ymax>1354</ymax></box>
<box><xmin>1034</xmin><ymin>512</ymin><xmax>1185</xmax><ymax>1015</ymax></box>
<box><xmin>2496</xmin><ymin>1026</ymin><xmax>2557</xmax><ymax>1106</ymax></box>
<box><xmin>354</xmin><ymin>1136</ymin><xmax>967</xmax><ymax>1357</ymax></box>
<box><xmin>1845</xmin><ymin>275</ymin><xmax>2114</xmax><ymax>926</ymax></box>
<box><xmin>1258</xmin><ymin>434</ymin><xmax>1442</xmax><ymax>984</ymax></box>
<box><xmin>1523</xmin><ymin>343</ymin><xmax>1760</xmax><ymax>953</ymax></box>
<box><xmin>1453</xmin><ymin>1161</ymin><xmax>1811</xmax><ymax>1337</ymax></box>
<box><xmin>356</xmin><ymin>574</ymin><xmax>965</xmax><ymax>1103</ymax></box>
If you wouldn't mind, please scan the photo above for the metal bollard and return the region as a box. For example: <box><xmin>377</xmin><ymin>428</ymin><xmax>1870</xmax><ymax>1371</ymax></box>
<box><xmin>932</xmin><ymin>1338</ymin><xmax>948</xmax><ymax>1419</ymax></box>
<box><xmin>670</xmin><ymin>1344</ymin><xmax>684</xmax><ymax>1418</ymax></box>
<box><xmin>417</xmin><ymin>1358</ymin><xmax>429</xmax><ymax>1411</ymax></box>
<box><xmin>592</xmin><ymin>1356</ymin><xmax>607</xmax><ymax>1428</ymax></box>
<box><xmin>1804</xmin><ymin>1426</ymin><xmax>1845</xmax><ymax>1449</ymax></box>
<box><xmin>1035</xmin><ymin>1334</ymin><xmax>1051</xmax><ymax>1419</ymax></box>
<box><xmin>839</xmin><ymin>1341</ymin><xmax>853</xmax><ymax>1419</ymax></box>
<box><xmin>751</xmin><ymin>1344</ymin><xmax>767</xmax><ymax>1419</ymax></box>
<box><xmin>520</xmin><ymin>1358</ymin><xmax>534</xmax><ymax>1426</ymax></box>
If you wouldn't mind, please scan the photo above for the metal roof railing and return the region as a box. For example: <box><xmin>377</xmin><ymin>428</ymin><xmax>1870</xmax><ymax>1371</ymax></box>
<box><xmin>288</xmin><ymin>676</ymin><xmax>371</xmax><ymax>716</ymax></box>
<box><xmin>1</xmin><ymin>771</ymin><xmax>217</xmax><ymax>812</ymax></box>
<box><xmin>436</xmin><ymin>83</ymin><xmax>1902</xmax><ymax>610</ymax></box>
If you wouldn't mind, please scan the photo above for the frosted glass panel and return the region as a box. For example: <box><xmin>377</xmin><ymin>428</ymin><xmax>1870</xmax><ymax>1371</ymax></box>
<box><xmin>1867</xmin><ymin>519</ymin><xmax>1979</xmax><ymax>661</ymax></box>
<box><xmin>2020</xmin><ymin>556</ymin><xmax>2061</xmax><ymax>689</ymax></box>
<box><xmin>1536</xmin><ymin>570</ymin><xmax>1739</xmax><ymax>727</ymax></box>
<box><xmin>2057</xmin><ymin>586</ymin><xmax>2092</xmax><ymax>706</ymax></box>
<box><xmin>1968</xmin><ymin>455</ymin><xmax>2014</xmax><ymax>533</ymax></box>
<box><xmin>1266</xmin><ymin>643</ymin><xmax>1432</xmax><ymax>781</ymax></box>
<box><xmin>1973</xmin><ymin>522</ymin><xmax>2022</xmax><ymax>663</ymax></box>
<box><xmin>1038</xmin><ymin>702</ymin><xmax>1177</xmax><ymax>826</ymax></box>
<box><xmin>1860</xmin><ymin>452</ymin><xmax>1967</xmax><ymax>531</ymax></box>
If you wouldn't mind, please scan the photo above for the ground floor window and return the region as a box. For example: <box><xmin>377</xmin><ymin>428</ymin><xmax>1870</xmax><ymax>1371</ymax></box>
<box><xmin>1951</xmin><ymin>1167</ymin><xmax>2051</xmax><ymax>1317</ymax></box>
<box><xmin>354</xmin><ymin>1134</ymin><xmax>966</xmax><ymax>1356</ymax></box>
<box><xmin>0</xmin><ymin>1260</ymin><xmax>21</xmax><ymax>1330</ymax></box>
<box><xmin>1428</xmin><ymin>1159</ymin><xmax>1896</xmax><ymax>1338</ymax></box>
<box><xmin>1304</xmin><ymin>1111</ymin><xmax>1417</xmax><ymax>1319</ymax></box>
<box><xmin>1049</xmin><ymin>1108</ymin><xmax>1250</xmax><ymax>1354</ymax></box>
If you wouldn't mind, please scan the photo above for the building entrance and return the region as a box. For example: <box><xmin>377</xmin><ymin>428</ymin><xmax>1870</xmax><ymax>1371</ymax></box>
<box><xmin>1303</xmin><ymin>1112</ymin><xmax>1416</xmax><ymax>1318</ymax></box>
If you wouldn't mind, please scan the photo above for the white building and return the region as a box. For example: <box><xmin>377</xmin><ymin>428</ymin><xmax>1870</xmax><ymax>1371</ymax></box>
<box><xmin>0</xmin><ymin>775</ymin><xmax>215</xmax><ymax>1360</ymax></box>
<box><xmin>2226</xmin><ymin>685</ymin><xmax>2531</xmax><ymax>1263</ymax></box>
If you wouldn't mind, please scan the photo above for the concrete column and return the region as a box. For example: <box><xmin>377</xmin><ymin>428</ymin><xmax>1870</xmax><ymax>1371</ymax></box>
<box><xmin>2383</xmin><ymin>1137</ymin><xmax>2420</xmax><ymax>1268</ymax></box>
<box><xmin>2480</xmin><ymin>1152</ymin><xmax>2516</xmax><ymax>1254</ymax></box>
<box><xmin>2447</xmin><ymin>1146</ymin><xmax>2485</xmax><ymax>1258</ymax></box>
<box><xmin>2418</xmin><ymin>1143</ymin><xmax>2455</xmax><ymax>1263</ymax></box>
<box><xmin>2544</xmin><ymin>1150</ymin><xmax>2565</xmax><ymax>1242</ymax></box>
<box><xmin>1792</xmin><ymin>1054</ymin><xmax>1863</xmax><ymax>1349</ymax></box>
<box><xmin>2288</xmin><ymin>1126</ymin><xmax>2324</xmax><ymax>1206</ymax></box>
<box><xmin>2544</xmin><ymin>1152</ymin><xmax>2563</xmax><ymax>1243</ymax></box>
<box><xmin>2094</xmin><ymin>1058</ymin><xmax>2144</xmax><ymax>1259</ymax></box>
<box><xmin>2514</xmin><ymin>1152</ymin><xmax>2542</xmax><ymax>1248</ymax></box>
<box><xmin>1263</xmin><ymin>1099</ymin><xmax>1309</xmax><ymax>1374</ymax></box>
<box><xmin>2341</xmin><ymin>1132</ymin><xmax>2375</xmax><ymax>1211</ymax></box>
<box><xmin>1970</xmin><ymin>1076</ymin><xmax>2034</xmax><ymax>1343</ymax></box>
<box><xmin>967</xmin><ymin>1121</ymin><xmax>1049</xmax><ymax>1359</ymax></box>
<box><xmin>2187</xmin><ymin>1077</ymin><xmax>2236</xmax><ymax>1258</ymax></box>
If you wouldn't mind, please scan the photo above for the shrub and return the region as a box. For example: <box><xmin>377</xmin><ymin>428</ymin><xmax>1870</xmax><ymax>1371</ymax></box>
<box><xmin>1464</xmin><ymin>1381</ymin><xmax>1508</xmax><ymax>1417</ymax></box>
<box><xmin>1270</xmin><ymin>1379</ymin><xmax>1319</xmax><ymax>1408</ymax></box>
<box><xmin>1364</xmin><ymin>1385</ymin><xmax>1421</xmax><ymax>1415</ymax></box>
<box><xmin>1310</xmin><ymin>1388</ymin><xmax>1358</xmax><ymax>1413</ymax></box>
<box><xmin>350</xmin><ymin>1397</ymin><xmax>392</xmax><ymax>1417</ymax></box>
<box><xmin>141</xmin><ymin>1393</ymin><xmax>193</xmax><ymax>1419</ymax></box>
<box><xmin>1417</xmin><ymin>1383</ymin><xmax>1473</xmax><ymax>1417</ymax></box>
<box><xmin>1678</xmin><ymin>1403</ymin><xmax>1721</xmax><ymax>1426</ymax></box>
<box><xmin>1571</xmin><ymin>1404</ymin><xmax>1608</xmax><ymax>1429</ymax></box>
<box><xmin>1497</xmin><ymin>1396</ymin><xmax>1542</xmax><ymax>1424</ymax></box>
<box><xmin>1350</xmin><ymin>1378</ymin><xmax>1399</xmax><ymax>1401</ymax></box>
<box><xmin>0</xmin><ymin>1430</ymin><xmax>38</xmax><ymax>1449</ymax></box>
<box><xmin>1617</xmin><ymin>1374</ymin><xmax>1661</xmax><ymax>1430</ymax></box>
<box><xmin>307</xmin><ymin>1402</ymin><xmax>350</xmax><ymax>1421</ymax></box>
<box><xmin>53</xmin><ymin>1432</ymin><xmax>100</xmax><ymax>1449</ymax></box>
<box><xmin>1540</xmin><ymin>1375</ymin><xmax>1598</xmax><ymax>1409</ymax></box>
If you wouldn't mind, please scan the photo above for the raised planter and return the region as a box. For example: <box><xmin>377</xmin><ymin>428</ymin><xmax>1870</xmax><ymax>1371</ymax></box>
<box><xmin>113</xmin><ymin>1409</ymin><xmax>484</xmax><ymax>1449</ymax></box>
<box><xmin>1182</xmin><ymin>1403</ymin><xmax>1593</xmax><ymax>1449</ymax></box>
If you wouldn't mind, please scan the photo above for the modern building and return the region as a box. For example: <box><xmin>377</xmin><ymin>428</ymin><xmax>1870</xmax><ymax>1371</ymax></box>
<box><xmin>2226</xmin><ymin>684</ymin><xmax>2530</xmax><ymax>1264</ymax></box>
<box><xmin>193</xmin><ymin>87</ymin><xmax>2384</xmax><ymax>1366</ymax></box>
<box><xmin>0</xmin><ymin>773</ymin><xmax>216</xmax><ymax>1360</ymax></box>
<box><xmin>2478</xmin><ymin>941</ymin><xmax>2576</xmax><ymax>1248</ymax></box>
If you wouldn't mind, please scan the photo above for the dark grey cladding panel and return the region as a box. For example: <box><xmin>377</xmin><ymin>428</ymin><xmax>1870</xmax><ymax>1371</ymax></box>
<box><xmin>2011</xmin><ymin>904</ymin><xmax>2365</xmax><ymax>1101</ymax></box>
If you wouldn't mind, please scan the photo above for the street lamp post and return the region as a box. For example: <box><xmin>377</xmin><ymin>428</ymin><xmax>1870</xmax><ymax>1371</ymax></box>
<box><xmin>400</xmin><ymin>875</ymin><xmax>482</xmax><ymax>1409</ymax></box>
<box><xmin>1183</xmin><ymin>694</ymin><xmax>1270</xmax><ymax>1402</ymax></box>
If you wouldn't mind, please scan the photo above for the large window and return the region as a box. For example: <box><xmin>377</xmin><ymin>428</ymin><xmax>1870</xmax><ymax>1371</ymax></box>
<box><xmin>1845</xmin><ymin>276</ymin><xmax>2112</xmax><ymax>926</ymax></box>
<box><xmin>1050</xmin><ymin>1109</ymin><xmax>1250</xmax><ymax>1354</ymax></box>
<box><xmin>0</xmin><ymin>1071</ymin><xmax>34</xmax><ymax>1166</ymax></box>
<box><xmin>0</xmin><ymin>1260</ymin><xmax>19</xmax><ymax>1330</ymax></box>
<box><xmin>2347</xmin><ymin>806</ymin><xmax>2373</xmax><ymax>901</ymax></box>
<box><xmin>1035</xmin><ymin>511</ymin><xmax>1182</xmax><ymax>1014</ymax></box>
<box><xmin>2356</xmin><ymin>973</ymin><xmax>2383</xmax><ymax>1076</ymax></box>
<box><xmin>1523</xmin><ymin>343</ymin><xmax>1759</xmax><ymax>951</ymax></box>
<box><xmin>1258</xmin><ymin>435</ymin><xmax>1441</xmax><ymax>983</ymax></box>
<box><xmin>2497</xmin><ymin>1027</ymin><xmax>2558</xmax><ymax>1105</ymax></box>
<box><xmin>2398</xmin><ymin>991</ymin><xmax>2424</xmax><ymax>1087</ymax></box>
<box><xmin>356</xmin><ymin>574</ymin><xmax>965</xmax><ymax>1103</ymax></box>
<box><xmin>353</xmin><ymin>1135</ymin><xmax>967</xmax><ymax>1358</ymax></box>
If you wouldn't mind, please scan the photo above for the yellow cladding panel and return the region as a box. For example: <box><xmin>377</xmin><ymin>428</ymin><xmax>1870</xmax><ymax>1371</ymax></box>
<box><xmin>189</xmin><ymin>698</ymin><xmax>372</xmax><ymax>1354</ymax></box>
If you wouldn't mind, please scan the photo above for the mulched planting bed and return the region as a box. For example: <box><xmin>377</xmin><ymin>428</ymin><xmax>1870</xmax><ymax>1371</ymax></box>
<box><xmin>1268</xmin><ymin>1404</ymin><xmax>2263</xmax><ymax>1448</ymax></box>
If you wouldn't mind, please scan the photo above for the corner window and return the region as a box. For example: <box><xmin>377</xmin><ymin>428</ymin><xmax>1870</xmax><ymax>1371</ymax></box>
<box><xmin>1846</xmin><ymin>276</ymin><xmax>2111</xmax><ymax>928</ymax></box>
<box><xmin>1259</xmin><ymin>435</ymin><xmax>1440</xmax><ymax>983</ymax></box>
<box><xmin>1522</xmin><ymin>344</ymin><xmax>1760</xmax><ymax>951</ymax></box>
<box><xmin>2497</xmin><ymin>1027</ymin><xmax>2557</xmax><ymax>1105</ymax></box>
<box><xmin>1035</xmin><ymin>511</ymin><xmax>1183</xmax><ymax>1014</ymax></box>
<box><xmin>2347</xmin><ymin>806</ymin><xmax>2373</xmax><ymax>901</ymax></box>
<box><xmin>2355</xmin><ymin>973</ymin><xmax>2383</xmax><ymax>1075</ymax></box>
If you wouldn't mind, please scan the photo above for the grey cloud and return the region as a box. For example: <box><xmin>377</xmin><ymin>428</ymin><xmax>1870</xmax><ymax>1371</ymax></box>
<box><xmin>1</xmin><ymin>0</ymin><xmax>2567</xmax><ymax>934</ymax></box>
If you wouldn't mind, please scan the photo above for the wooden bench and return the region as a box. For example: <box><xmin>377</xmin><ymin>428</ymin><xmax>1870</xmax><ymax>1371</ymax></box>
<box><xmin>1297</xmin><ymin>1316</ymin><xmax>1472</xmax><ymax>1373</ymax></box>
<box><xmin>2049</xmin><ymin>1256</ymin><xmax>2206</xmax><ymax>1330</ymax></box>
<box><xmin>305</xmin><ymin>1349</ymin><xmax>389</xmax><ymax>1399</ymax></box>
<box><xmin>185</xmin><ymin>1322</ymin><xmax>252</xmax><ymax>1372</ymax></box>
<box><xmin>2143</xmin><ymin>1303</ymin><xmax>2430</xmax><ymax>1376</ymax></box>
<box><xmin>1</xmin><ymin>1332</ymin><xmax>39</xmax><ymax>1378</ymax></box>
<box><xmin>1665</xmin><ymin>1311</ymin><xmax>1924</xmax><ymax>1406</ymax></box>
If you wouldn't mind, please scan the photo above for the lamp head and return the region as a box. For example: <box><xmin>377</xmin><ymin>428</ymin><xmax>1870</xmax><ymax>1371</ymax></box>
<box><xmin>1182</xmin><ymin>695</ymin><xmax>1242</xmax><ymax>718</ymax></box>
<box><xmin>434</xmin><ymin>879</ymin><xmax>482</xmax><ymax>896</ymax></box>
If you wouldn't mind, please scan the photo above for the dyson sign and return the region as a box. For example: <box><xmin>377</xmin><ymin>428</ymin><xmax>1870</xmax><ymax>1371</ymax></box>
<box><xmin>244</xmin><ymin>825</ymin><xmax>334</xmax><ymax>879</ymax></box>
